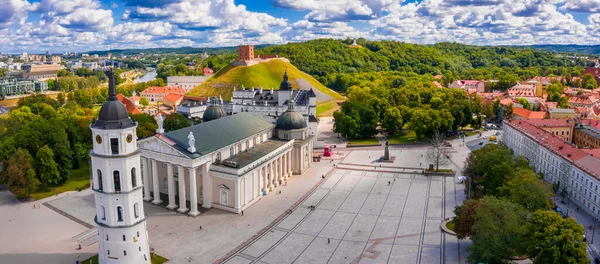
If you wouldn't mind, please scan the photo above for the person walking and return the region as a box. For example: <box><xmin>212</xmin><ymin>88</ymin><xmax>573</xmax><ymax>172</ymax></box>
<box><xmin>327</xmin><ymin>238</ymin><xmax>330</xmax><ymax>244</ymax></box>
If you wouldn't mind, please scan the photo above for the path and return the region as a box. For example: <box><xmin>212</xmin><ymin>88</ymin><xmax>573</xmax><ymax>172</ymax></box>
<box><xmin>295</xmin><ymin>78</ymin><xmax>334</xmax><ymax>103</ymax></box>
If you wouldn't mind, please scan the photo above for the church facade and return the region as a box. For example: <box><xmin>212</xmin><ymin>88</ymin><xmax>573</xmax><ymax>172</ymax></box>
<box><xmin>138</xmin><ymin>104</ymin><xmax>313</xmax><ymax>214</ymax></box>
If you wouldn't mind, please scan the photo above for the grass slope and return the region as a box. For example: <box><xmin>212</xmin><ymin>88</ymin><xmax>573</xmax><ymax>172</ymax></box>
<box><xmin>187</xmin><ymin>59</ymin><xmax>343</xmax><ymax>101</ymax></box>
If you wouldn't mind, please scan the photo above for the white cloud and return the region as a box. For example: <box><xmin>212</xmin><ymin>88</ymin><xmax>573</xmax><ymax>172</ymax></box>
<box><xmin>560</xmin><ymin>0</ymin><xmax>600</xmax><ymax>12</ymax></box>
<box><xmin>272</xmin><ymin>0</ymin><xmax>402</xmax><ymax>22</ymax></box>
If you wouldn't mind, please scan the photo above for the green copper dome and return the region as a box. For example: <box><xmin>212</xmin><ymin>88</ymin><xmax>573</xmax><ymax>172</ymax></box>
<box><xmin>203</xmin><ymin>98</ymin><xmax>226</xmax><ymax>122</ymax></box>
<box><xmin>276</xmin><ymin>103</ymin><xmax>306</xmax><ymax>130</ymax></box>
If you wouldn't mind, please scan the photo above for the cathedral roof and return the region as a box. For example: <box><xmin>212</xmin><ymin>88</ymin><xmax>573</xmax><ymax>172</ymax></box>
<box><xmin>92</xmin><ymin>69</ymin><xmax>135</xmax><ymax>130</ymax></box>
<box><xmin>163</xmin><ymin>113</ymin><xmax>275</xmax><ymax>157</ymax></box>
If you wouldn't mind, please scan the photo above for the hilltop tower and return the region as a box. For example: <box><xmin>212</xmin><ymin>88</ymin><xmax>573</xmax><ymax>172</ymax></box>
<box><xmin>238</xmin><ymin>45</ymin><xmax>254</xmax><ymax>61</ymax></box>
<box><xmin>90</xmin><ymin>69</ymin><xmax>151</xmax><ymax>263</ymax></box>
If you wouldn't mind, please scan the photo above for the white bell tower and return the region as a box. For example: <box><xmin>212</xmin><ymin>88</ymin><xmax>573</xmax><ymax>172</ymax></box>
<box><xmin>90</xmin><ymin>69</ymin><xmax>151</xmax><ymax>264</ymax></box>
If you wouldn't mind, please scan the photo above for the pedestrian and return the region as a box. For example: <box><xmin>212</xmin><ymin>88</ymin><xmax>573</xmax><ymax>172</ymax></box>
<box><xmin>387</xmin><ymin>181</ymin><xmax>390</xmax><ymax>185</ymax></box>
<box><xmin>420</xmin><ymin>162</ymin><xmax>422</xmax><ymax>166</ymax></box>
<box><xmin>393</xmin><ymin>179</ymin><xmax>396</xmax><ymax>182</ymax></box>
<box><xmin>241</xmin><ymin>211</ymin><xmax>244</xmax><ymax>216</ymax></box>
<box><xmin>327</xmin><ymin>238</ymin><xmax>330</xmax><ymax>244</ymax></box>
<box><xmin>199</xmin><ymin>226</ymin><xmax>202</xmax><ymax>230</ymax></box>
<box><xmin>322</xmin><ymin>175</ymin><xmax>325</xmax><ymax>179</ymax></box>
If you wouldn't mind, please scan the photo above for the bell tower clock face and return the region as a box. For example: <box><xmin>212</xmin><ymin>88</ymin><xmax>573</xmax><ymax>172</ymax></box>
<box><xmin>126</xmin><ymin>134</ymin><xmax>133</xmax><ymax>143</ymax></box>
<box><xmin>95</xmin><ymin>135</ymin><xmax>102</xmax><ymax>144</ymax></box>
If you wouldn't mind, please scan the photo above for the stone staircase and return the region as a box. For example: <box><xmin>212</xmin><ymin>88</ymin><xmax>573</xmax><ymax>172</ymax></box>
<box><xmin>73</xmin><ymin>228</ymin><xmax>98</xmax><ymax>247</ymax></box>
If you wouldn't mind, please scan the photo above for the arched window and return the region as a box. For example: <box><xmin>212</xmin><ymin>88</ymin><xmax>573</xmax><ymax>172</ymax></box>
<box><xmin>122</xmin><ymin>235</ymin><xmax>126</xmax><ymax>241</ymax></box>
<box><xmin>131</xmin><ymin>168</ymin><xmax>137</xmax><ymax>188</ymax></box>
<box><xmin>117</xmin><ymin>206</ymin><xmax>123</xmax><ymax>222</ymax></box>
<box><xmin>101</xmin><ymin>205</ymin><xmax>106</xmax><ymax>220</ymax></box>
<box><xmin>97</xmin><ymin>169</ymin><xmax>103</xmax><ymax>191</ymax></box>
<box><xmin>114</xmin><ymin>171</ymin><xmax>121</xmax><ymax>192</ymax></box>
<box><xmin>134</xmin><ymin>202</ymin><xmax>139</xmax><ymax>218</ymax></box>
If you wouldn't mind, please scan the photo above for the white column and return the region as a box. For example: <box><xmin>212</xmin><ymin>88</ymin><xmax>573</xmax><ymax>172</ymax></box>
<box><xmin>151</xmin><ymin>159</ymin><xmax>162</xmax><ymax>204</ymax></box>
<box><xmin>288</xmin><ymin>151</ymin><xmax>293</xmax><ymax>176</ymax></box>
<box><xmin>234</xmin><ymin>180</ymin><xmax>240</xmax><ymax>211</ymax></box>
<box><xmin>166</xmin><ymin>163</ymin><xmax>177</xmax><ymax>209</ymax></box>
<box><xmin>188</xmin><ymin>167</ymin><xmax>200</xmax><ymax>216</ymax></box>
<box><xmin>262</xmin><ymin>167</ymin><xmax>269</xmax><ymax>194</ymax></box>
<box><xmin>258</xmin><ymin>168</ymin><xmax>263</xmax><ymax>195</ymax></box>
<box><xmin>278</xmin><ymin>156</ymin><xmax>283</xmax><ymax>182</ymax></box>
<box><xmin>282</xmin><ymin>153</ymin><xmax>288</xmax><ymax>179</ymax></box>
<box><xmin>271</xmin><ymin>161</ymin><xmax>278</xmax><ymax>188</ymax></box>
<box><xmin>177</xmin><ymin>166</ymin><xmax>188</xmax><ymax>213</ymax></box>
<box><xmin>142</xmin><ymin>157</ymin><xmax>152</xmax><ymax>201</ymax></box>
<box><xmin>269</xmin><ymin>163</ymin><xmax>274</xmax><ymax>190</ymax></box>
<box><xmin>202</xmin><ymin>163</ymin><xmax>213</xmax><ymax>209</ymax></box>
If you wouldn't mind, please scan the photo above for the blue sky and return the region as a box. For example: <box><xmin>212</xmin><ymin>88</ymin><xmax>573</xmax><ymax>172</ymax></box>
<box><xmin>1</xmin><ymin>0</ymin><xmax>600</xmax><ymax>53</ymax></box>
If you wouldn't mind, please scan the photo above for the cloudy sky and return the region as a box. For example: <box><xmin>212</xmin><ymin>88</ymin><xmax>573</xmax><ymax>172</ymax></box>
<box><xmin>1</xmin><ymin>0</ymin><xmax>600</xmax><ymax>53</ymax></box>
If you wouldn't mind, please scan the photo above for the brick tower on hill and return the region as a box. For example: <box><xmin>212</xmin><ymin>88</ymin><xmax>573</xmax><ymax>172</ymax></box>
<box><xmin>238</xmin><ymin>45</ymin><xmax>254</xmax><ymax>61</ymax></box>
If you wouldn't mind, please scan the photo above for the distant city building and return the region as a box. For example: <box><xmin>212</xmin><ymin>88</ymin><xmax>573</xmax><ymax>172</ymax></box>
<box><xmin>163</xmin><ymin>93</ymin><xmax>185</xmax><ymax>107</ymax></box>
<box><xmin>10</xmin><ymin>64</ymin><xmax>61</xmax><ymax>81</ymax></box>
<box><xmin>83</xmin><ymin>62</ymin><xmax>99</xmax><ymax>70</ymax></box>
<box><xmin>167</xmin><ymin>76</ymin><xmax>208</xmax><ymax>92</ymax></box>
<box><xmin>0</xmin><ymin>78</ymin><xmax>48</xmax><ymax>96</ymax></box>
<box><xmin>512</xmin><ymin>107</ymin><xmax>546</xmax><ymax>120</ymax></box>
<box><xmin>176</xmin><ymin>96</ymin><xmax>208</xmax><ymax>118</ymax></box>
<box><xmin>573</xmin><ymin>120</ymin><xmax>600</xmax><ymax>149</ymax></box>
<box><xmin>548</xmin><ymin>108</ymin><xmax>575</xmax><ymax>119</ymax></box>
<box><xmin>140</xmin><ymin>86</ymin><xmax>186</xmax><ymax>102</ymax></box>
<box><xmin>67</xmin><ymin>60</ymin><xmax>83</xmax><ymax>69</ymax></box>
<box><xmin>117</xmin><ymin>94</ymin><xmax>142</xmax><ymax>115</ymax></box>
<box><xmin>508</xmin><ymin>83</ymin><xmax>537</xmax><ymax>98</ymax></box>
<box><xmin>448</xmin><ymin>80</ymin><xmax>485</xmax><ymax>93</ymax></box>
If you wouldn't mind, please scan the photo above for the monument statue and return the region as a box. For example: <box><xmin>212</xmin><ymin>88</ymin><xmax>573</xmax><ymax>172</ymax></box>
<box><xmin>187</xmin><ymin>131</ymin><xmax>196</xmax><ymax>153</ymax></box>
<box><xmin>384</xmin><ymin>140</ymin><xmax>390</xmax><ymax>160</ymax></box>
<box><xmin>156</xmin><ymin>114</ymin><xmax>164</xmax><ymax>134</ymax></box>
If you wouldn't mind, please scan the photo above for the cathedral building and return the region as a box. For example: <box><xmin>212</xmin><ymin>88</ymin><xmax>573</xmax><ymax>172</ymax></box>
<box><xmin>90</xmin><ymin>70</ymin><xmax>151</xmax><ymax>263</ymax></box>
<box><xmin>138</xmin><ymin>102</ymin><xmax>314</xmax><ymax>214</ymax></box>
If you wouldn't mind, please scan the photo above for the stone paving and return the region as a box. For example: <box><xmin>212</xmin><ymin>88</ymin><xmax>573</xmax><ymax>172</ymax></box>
<box><xmin>223</xmin><ymin>167</ymin><xmax>450</xmax><ymax>264</ymax></box>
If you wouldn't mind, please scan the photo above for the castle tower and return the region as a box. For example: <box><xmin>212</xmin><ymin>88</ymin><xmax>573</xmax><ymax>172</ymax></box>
<box><xmin>90</xmin><ymin>69</ymin><xmax>151</xmax><ymax>263</ymax></box>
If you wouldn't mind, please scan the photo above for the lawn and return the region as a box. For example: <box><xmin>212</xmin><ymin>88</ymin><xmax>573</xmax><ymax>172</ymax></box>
<box><xmin>465</xmin><ymin>130</ymin><xmax>481</xmax><ymax>137</ymax></box>
<box><xmin>81</xmin><ymin>253</ymin><xmax>168</xmax><ymax>264</ymax></box>
<box><xmin>316</xmin><ymin>101</ymin><xmax>333</xmax><ymax>116</ymax></box>
<box><xmin>446</xmin><ymin>220</ymin><xmax>455</xmax><ymax>231</ymax></box>
<box><xmin>30</xmin><ymin>159</ymin><xmax>91</xmax><ymax>200</ymax></box>
<box><xmin>388</xmin><ymin>130</ymin><xmax>420</xmax><ymax>144</ymax></box>
<box><xmin>348</xmin><ymin>138</ymin><xmax>380</xmax><ymax>146</ymax></box>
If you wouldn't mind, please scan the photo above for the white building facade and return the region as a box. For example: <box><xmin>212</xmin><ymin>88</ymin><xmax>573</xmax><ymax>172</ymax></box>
<box><xmin>503</xmin><ymin>120</ymin><xmax>600</xmax><ymax>217</ymax></box>
<box><xmin>90</xmin><ymin>70</ymin><xmax>151</xmax><ymax>264</ymax></box>
<box><xmin>167</xmin><ymin>76</ymin><xmax>208</xmax><ymax>92</ymax></box>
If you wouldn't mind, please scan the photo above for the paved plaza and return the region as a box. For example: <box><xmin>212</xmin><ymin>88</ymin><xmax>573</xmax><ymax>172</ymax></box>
<box><xmin>223</xmin><ymin>165</ymin><xmax>460</xmax><ymax>264</ymax></box>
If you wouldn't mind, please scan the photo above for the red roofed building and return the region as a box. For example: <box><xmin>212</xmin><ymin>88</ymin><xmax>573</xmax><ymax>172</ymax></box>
<box><xmin>431</xmin><ymin>81</ymin><xmax>443</xmax><ymax>88</ymax></box>
<box><xmin>203</xmin><ymin>67</ymin><xmax>214</xmax><ymax>76</ymax></box>
<box><xmin>163</xmin><ymin>93</ymin><xmax>184</xmax><ymax>107</ymax></box>
<box><xmin>116</xmin><ymin>94</ymin><xmax>141</xmax><ymax>115</ymax></box>
<box><xmin>508</xmin><ymin>83</ymin><xmax>537</xmax><ymax>98</ymax></box>
<box><xmin>503</xmin><ymin>119</ymin><xmax>600</xmax><ymax>216</ymax></box>
<box><xmin>140</xmin><ymin>86</ymin><xmax>186</xmax><ymax>102</ymax></box>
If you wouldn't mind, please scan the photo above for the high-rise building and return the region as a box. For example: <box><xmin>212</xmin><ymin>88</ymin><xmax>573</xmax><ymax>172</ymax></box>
<box><xmin>90</xmin><ymin>69</ymin><xmax>151</xmax><ymax>263</ymax></box>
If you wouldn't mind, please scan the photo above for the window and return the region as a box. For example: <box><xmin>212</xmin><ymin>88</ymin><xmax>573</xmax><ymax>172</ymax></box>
<box><xmin>110</xmin><ymin>138</ymin><xmax>119</xmax><ymax>154</ymax></box>
<box><xmin>107</xmin><ymin>250</ymin><xmax>110</xmax><ymax>255</ymax></box>
<box><xmin>131</xmin><ymin>168</ymin><xmax>137</xmax><ymax>188</ymax></box>
<box><xmin>106</xmin><ymin>234</ymin><xmax>109</xmax><ymax>241</ymax></box>
<box><xmin>144</xmin><ymin>255</ymin><xmax>147</xmax><ymax>261</ymax></box>
<box><xmin>137</xmin><ymin>231</ymin><xmax>140</xmax><ymax>237</ymax></box>
<box><xmin>97</xmin><ymin>170</ymin><xmax>103</xmax><ymax>191</ymax></box>
<box><xmin>230</xmin><ymin>147</ymin><xmax>234</xmax><ymax>156</ymax></box>
<box><xmin>123</xmin><ymin>235</ymin><xmax>126</xmax><ymax>241</ymax></box>
<box><xmin>139</xmin><ymin>246</ymin><xmax>141</xmax><ymax>252</ymax></box>
<box><xmin>117</xmin><ymin>206</ymin><xmax>123</xmax><ymax>222</ymax></box>
<box><xmin>101</xmin><ymin>205</ymin><xmax>106</xmax><ymax>220</ymax></box>
<box><xmin>114</xmin><ymin>171</ymin><xmax>121</xmax><ymax>192</ymax></box>
<box><xmin>124</xmin><ymin>251</ymin><xmax>127</xmax><ymax>256</ymax></box>
<box><xmin>134</xmin><ymin>203</ymin><xmax>139</xmax><ymax>218</ymax></box>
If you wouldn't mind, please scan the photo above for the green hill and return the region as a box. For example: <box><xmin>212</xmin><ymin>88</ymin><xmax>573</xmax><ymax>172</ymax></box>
<box><xmin>187</xmin><ymin>59</ymin><xmax>343</xmax><ymax>101</ymax></box>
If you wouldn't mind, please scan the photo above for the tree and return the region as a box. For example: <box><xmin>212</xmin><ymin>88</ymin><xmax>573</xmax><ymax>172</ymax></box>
<box><xmin>425</xmin><ymin>131</ymin><xmax>451</xmax><ymax>171</ymax></box>
<box><xmin>408</xmin><ymin>109</ymin><xmax>432</xmax><ymax>139</ymax></box>
<box><xmin>468</xmin><ymin>196</ymin><xmax>528</xmax><ymax>264</ymax></box>
<box><xmin>582</xmin><ymin>73</ymin><xmax>598</xmax><ymax>89</ymax></box>
<box><xmin>453</xmin><ymin>199</ymin><xmax>483</xmax><ymax>239</ymax></box>
<box><xmin>57</xmin><ymin>93</ymin><xmax>65</xmax><ymax>106</ymax></box>
<box><xmin>382</xmin><ymin>107</ymin><xmax>403</xmax><ymax>135</ymax></box>
<box><xmin>504</xmin><ymin>103</ymin><xmax>513</xmax><ymax>119</ymax></box>
<box><xmin>499</xmin><ymin>168</ymin><xmax>553</xmax><ymax>212</ymax></box>
<box><xmin>36</xmin><ymin>145</ymin><xmax>61</xmax><ymax>186</ymax></box>
<box><xmin>3</xmin><ymin>148</ymin><xmax>39</xmax><ymax>198</ymax></box>
<box><xmin>132</xmin><ymin>113</ymin><xmax>158</xmax><ymax>139</ymax></box>
<box><xmin>481</xmin><ymin>101</ymin><xmax>495</xmax><ymax>120</ymax></box>
<box><xmin>517</xmin><ymin>98</ymin><xmax>530</xmax><ymax>110</ymax></box>
<box><xmin>525</xmin><ymin>210</ymin><xmax>587</xmax><ymax>264</ymax></box>
<box><xmin>163</xmin><ymin>113</ymin><xmax>191</xmax><ymax>132</ymax></box>
<box><xmin>140</xmin><ymin>97</ymin><xmax>149</xmax><ymax>106</ymax></box>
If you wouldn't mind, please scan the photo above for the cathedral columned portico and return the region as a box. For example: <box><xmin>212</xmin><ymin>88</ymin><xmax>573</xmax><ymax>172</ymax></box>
<box><xmin>138</xmin><ymin>104</ymin><xmax>312</xmax><ymax>214</ymax></box>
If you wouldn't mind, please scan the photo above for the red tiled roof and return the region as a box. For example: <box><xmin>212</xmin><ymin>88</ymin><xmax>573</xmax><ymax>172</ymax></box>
<box><xmin>513</xmin><ymin>107</ymin><xmax>545</xmax><ymax>119</ymax></box>
<box><xmin>526</xmin><ymin>119</ymin><xmax>572</xmax><ymax>128</ymax></box>
<box><xmin>117</xmin><ymin>94</ymin><xmax>141</xmax><ymax>115</ymax></box>
<box><xmin>431</xmin><ymin>81</ymin><xmax>443</xmax><ymax>88</ymax></box>
<box><xmin>163</xmin><ymin>93</ymin><xmax>184</xmax><ymax>104</ymax></box>
<box><xmin>527</xmin><ymin>76</ymin><xmax>563</xmax><ymax>84</ymax></box>
<box><xmin>130</xmin><ymin>95</ymin><xmax>141</xmax><ymax>102</ymax></box>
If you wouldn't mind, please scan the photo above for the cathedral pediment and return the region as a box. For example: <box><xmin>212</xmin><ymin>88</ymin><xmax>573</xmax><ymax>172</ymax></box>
<box><xmin>138</xmin><ymin>137</ymin><xmax>188</xmax><ymax>158</ymax></box>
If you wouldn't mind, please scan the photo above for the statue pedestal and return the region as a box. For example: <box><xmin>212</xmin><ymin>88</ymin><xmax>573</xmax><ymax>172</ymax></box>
<box><xmin>379</xmin><ymin>156</ymin><xmax>396</xmax><ymax>163</ymax></box>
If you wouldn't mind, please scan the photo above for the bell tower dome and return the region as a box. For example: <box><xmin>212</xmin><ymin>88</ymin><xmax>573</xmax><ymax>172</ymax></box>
<box><xmin>90</xmin><ymin>69</ymin><xmax>151</xmax><ymax>264</ymax></box>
